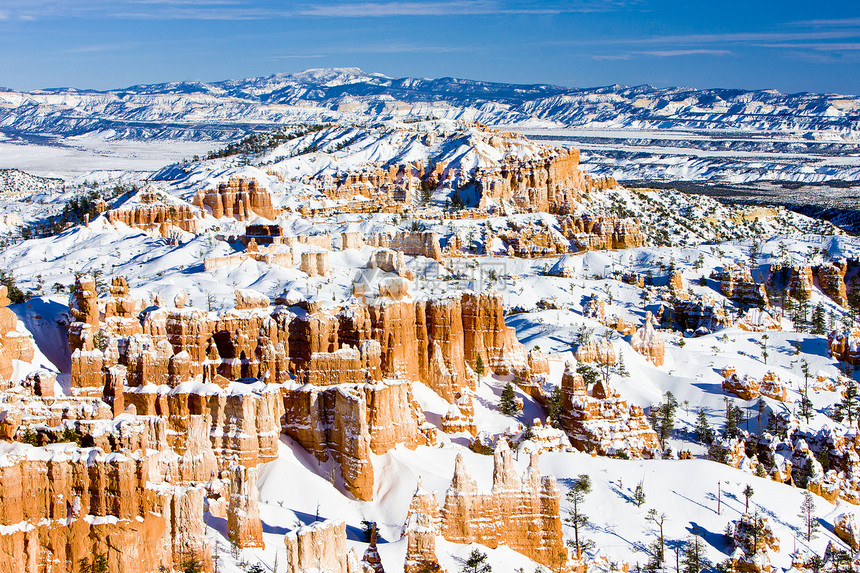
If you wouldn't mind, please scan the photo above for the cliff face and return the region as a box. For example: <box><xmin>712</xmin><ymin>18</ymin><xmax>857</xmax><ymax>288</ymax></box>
<box><xmin>434</xmin><ymin>444</ymin><xmax>569</xmax><ymax>571</ymax></box>
<box><xmin>475</xmin><ymin>147</ymin><xmax>587</xmax><ymax>213</ymax></box>
<box><xmin>105</xmin><ymin>186</ymin><xmax>199</xmax><ymax>235</ymax></box>
<box><xmin>283</xmin><ymin>520</ymin><xmax>362</xmax><ymax>573</ymax></box>
<box><xmin>365</xmin><ymin>231</ymin><xmax>442</xmax><ymax>261</ymax></box>
<box><xmin>67</xmin><ymin>276</ymin><xmax>523</xmax><ymax>502</ymax></box>
<box><xmin>192</xmin><ymin>177</ymin><xmax>276</xmax><ymax>220</ymax></box>
<box><xmin>0</xmin><ymin>445</ymin><xmax>210</xmax><ymax>573</ymax></box>
<box><xmin>816</xmin><ymin>260</ymin><xmax>848</xmax><ymax>307</ymax></box>
<box><xmin>0</xmin><ymin>286</ymin><xmax>35</xmax><ymax>382</ymax></box>
<box><xmin>711</xmin><ymin>264</ymin><xmax>768</xmax><ymax>308</ymax></box>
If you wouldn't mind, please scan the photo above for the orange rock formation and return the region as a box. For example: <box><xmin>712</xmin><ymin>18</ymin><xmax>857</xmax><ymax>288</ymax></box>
<box><xmin>106</xmin><ymin>186</ymin><xmax>199</xmax><ymax>235</ymax></box>
<box><xmin>193</xmin><ymin>177</ymin><xmax>276</xmax><ymax>220</ymax></box>
<box><xmin>560</xmin><ymin>362</ymin><xmax>660</xmax><ymax>457</ymax></box>
<box><xmin>0</xmin><ymin>286</ymin><xmax>35</xmax><ymax>381</ymax></box>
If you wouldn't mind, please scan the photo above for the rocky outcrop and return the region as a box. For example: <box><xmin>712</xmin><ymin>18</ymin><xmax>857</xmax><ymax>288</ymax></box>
<box><xmin>66</xmin><ymin>275</ymin><xmax>526</xmax><ymax>502</ymax></box>
<box><xmin>475</xmin><ymin>147</ymin><xmax>593</xmax><ymax>214</ymax></box>
<box><xmin>365</xmin><ymin>231</ymin><xmax>442</xmax><ymax>261</ymax></box>
<box><xmin>106</xmin><ymin>186</ymin><xmax>199</xmax><ymax>235</ymax></box>
<box><xmin>204</xmin><ymin>240</ymin><xmax>293</xmax><ymax>271</ymax></box>
<box><xmin>300</xmin><ymin>250</ymin><xmax>331</xmax><ymax>277</ymax></box>
<box><xmin>835</xmin><ymin>512</ymin><xmax>860</xmax><ymax>551</ymax></box>
<box><xmin>193</xmin><ymin>177</ymin><xmax>276</xmax><ymax>220</ymax></box>
<box><xmin>669</xmin><ymin>296</ymin><xmax>731</xmax><ymax>334</ymax></box>
<box><xmin>737</xmin><ymin>308</ymin><xmax>780</xmax><ymax>332</ymax></box>
<box><xmin>0</xmin><ymin>286</ymin><xmax>34</xmax><ymax>381</ymax></box>
<box><xmin>228</xmin><ymin>464</ymin><xmax>264</xmax><ymax>548</ymax></box>
<box><xmin>769</xmin><ymin>264</ymin><xmax>814</xmax><ymax>302</ymax></box>
<box><xmin>0</xmin><ymin>444</ymin><xmax>211</xmax><ymax>573</ymax></box>
<box><xmin>560</xmin><ymin>361</ymin><xmax>660</xmax><ymax>457</ymax></box>
<box><xmin>441</xmin><ymin>392</ymin><xmax>477</xmax><ymax>436</ymax></box>
<box><xmin>403</xmin><ymin>480</ymin><xmax>443</xmax><ymax>573</ymax></box>
<box><xmin>574</xmin><ymin>338</ymin><xmax>616</xmax><ymax>365</ymax></box>
<box><xmin>560</xmin><ymin>214</ymin><xmax>645</xmax><ymax>251</ymax></box>
<box><xmin>828</xmin><ymin>327</ymin><xmax>860</xmax><ymax>365</ymax></box>
<box><xmin>817</xmin><ymin>261</ymin><xmax>848</xmax><ymax>307</ymax></box>
<box><xmin>711</xmin><ymin>264</ymin><xmax>768</xmax><ymax>308</ymax></box>
<box><xmin>721</xmin><ymin>368</ymin><xmax>787</xmax><ymax>402</ymax></box>
<box><xmin>630</xmin><ymin>311</ymin><xmax>665</xmax><ymax>366</ymax></box>
<box><xmin>284</xmin><ymin>520</ymin><xmax>362</xmax><ymax>573</ymax></box>
<box><xmin>368</xmin><ymin>249</ymin><xmax>413</xmax><ymax>279</ymax></box>
<box><xmin>436</xmin><ymin>444</ymin><xmax>569</xmax><ymax>570</ymax></box>
<box><xmin>283</xmin><ymin>377</ymin><xmax>431</xmax><ymax>501</ymax></box>
<box><xmin>729</xmin><ymin>513</ymin><xmax>779</xmax><ymax>573</ymax></box>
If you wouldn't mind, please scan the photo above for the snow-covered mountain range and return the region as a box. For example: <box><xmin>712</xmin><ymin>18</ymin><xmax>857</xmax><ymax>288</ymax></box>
<box><xmin>2</xmin><ymin>67</ymin><xmax>859</xmax><ymax>141</ymax></box>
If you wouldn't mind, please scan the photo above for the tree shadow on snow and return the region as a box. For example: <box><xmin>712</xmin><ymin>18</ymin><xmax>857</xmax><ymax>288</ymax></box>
<box><xmin>688</xmin><ymin>521</ymin><xmax>729</xmax><ymax>551</ymax></box>
<box><xmin>607</xmin><ymin>482</ymin><xmax>635</xmax><ymax>505</ymax></box>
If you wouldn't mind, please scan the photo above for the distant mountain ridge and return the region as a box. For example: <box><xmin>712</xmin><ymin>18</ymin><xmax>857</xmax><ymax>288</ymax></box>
<box><xmin>1</xmin><ymin>67</ymin><xmax>859</xmax><ymax>143</ymax></box>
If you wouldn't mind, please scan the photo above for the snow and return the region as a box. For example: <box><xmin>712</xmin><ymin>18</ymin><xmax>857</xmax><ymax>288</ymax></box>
<box><xmin>1</xmin><ymin>102</ymin><xmax>860</xmax><ymax>571</ymax></box>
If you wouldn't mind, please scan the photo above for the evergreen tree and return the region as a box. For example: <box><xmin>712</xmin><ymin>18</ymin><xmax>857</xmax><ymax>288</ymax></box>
<box><xmin>0</xmin><ymin>270</ymin><xmax>27</xmax><ymax>304</ymax></box>
<box><xmin>576</xmin><ymin>363</ymin><xmax>599</xmax><ymax>388</ymax></box>
<box><xmin>724</xmin><ymin>399</ymin><xmax>744</xmax><ymax>440</ymax></box>
<box><xmin>616</xmin><ymin>353</ymin><xmax>630</xmax><ymax>378</ymax></box>
<box><xmin>650</xmin><ymin>392</ymin><xmax>678</xmax><ymax>449</ymax></box>
<box><xmin>798</xmin><ymin>490</ymin><xmax>819</xmax><ymax>542</ymax></box>
<box><xmin>565</xmin><ymin>474</ymin><xmax>592</xmax><ymax>557</ymax></box>
<box><xmin>460</xmin><ymin>549</ymin><xmax>491</xmax><ymax>573</ymax></box>
<box><xmin>799</xmin><ymin>383</ymin><xmax>814</xmax><ymax>423</ymax></box>
<box><xmin>181</xmin><ymin>558</ymin><xmax>204</xmax><ymax>573</ymax></box>
<box><xmin>80</xmin><ymin>554</ymin><xmax>109</xmax><ymax>573</ymax></box>
<box><xmin>694</xmin><ymin>409</ymin><xmax>714</xmax><ymax>445</ymax></box>
<box><xmin>499</xmin><ymin>382</ymin><xmax>520</xmax><ymax>417</ymax></box>
<box><xmin>742</xmin><ymin>484</ymin><xmax>754</xmax><ymax>513</ymax></box>
<box><xmin>474</xmin><ymin>354</ymin><xmax>485</xmax><ymax>382</ymax></box>
<box><xmin>810</xmin><ymin>303</ymin><xmax>826</xmax><ymax>335</ymax></box>
<box><xmin>754</xmin><ymin>334</ymin><xmax>769</xmax><ymax>364</ymax></box>
<box><xmin>681</xmin><ymin>535</ymin><xmax>711</xmax><ymax>573</ymax></box>
<box><xmin>849</xmin><ymin>288</ymin><xmax>860</xmax><ymax>325</ymax></box>
<box><xmin>839</xmin><ymin>380</ymin><xmax>859</xmax><ymax>426</ymax></box>
<box><xmin>634</xmin><ymin>479</ymin><xmax>646</xmax><ymax>507</ymax></box>
<box><xmin>547</xmin><ymin>386</ymin><xmax>564</xmax><ymax>429</ymax></box>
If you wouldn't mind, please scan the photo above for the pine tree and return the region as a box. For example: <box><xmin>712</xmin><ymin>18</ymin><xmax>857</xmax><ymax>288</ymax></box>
<box><xmin>617</xmin><ymin>353</ymin><xmax>630</xmax><ymax>378</ymax></box>
<box><xmin>694</xmin><ymin>409</ymin><xmax>713</xmax><ymax>445</ymax></box>
<box><xmin>547</xmin><ymin>386</ymin><xmax>564</xmax><ymax>429</ymax></box>
<box><xmin>181</xmin><ymin>558</ymin><xmax>204</xmax><ymax>573</ymax></box>
<box><xmin>651</xmin><ymin>392</ymin><xmax>678</xmax><ymax>449</ymax></box>
<box><xmin>799</xmin><ymin>383</ymin><xmax>814</xmax><ymax>423</ymax></box>
<box><xmin>474</xmin><ymin>354</ymin><xmax>485</xmax><ymax>382</ymax></box>
<box><xmin>724</xmin><ymin>398</ymin><xmax>744</xmax><ymax>439</ymax></box>
<box><xmin>576</xmin><ymin>363</ymin><xmax>599</xmax><ymax>388</ymax></box>
<box><xmin>839</xmin><ymin>380</ymin><xmax>859</xmax><ymax>426</ymax></box>
<box><xmin>499</xmin><ymin>382</ymin><xmax>520</xmax><ymax>417</ymax></box>
<box><xmin>742</xmin><ymin>484</ymin><xmax>754</xmax><ymax>513</ymax></box>
<box><xmin>460</xmin><ymin>549</ymin><xmax>492</xmax><ymax>573</ymax></box>
<box><xmin>798</xmin><ymin>490</ymin><xmax>818</xmax><ymax>542</ymax></box>
<box><xmin>681</xmin><ymin>535</ymin><xmax>710</xmax><ymax>573</ymax></box>
<box><xmin>566</xmin><ymin>474</ymin><xmax>592</xmax><ymax>557</ymax></box>
<box><xmin>634</xmin><ymin>479</ymin><xmax>646</xmax><ymax>507</ymax></box>
<box><xmin>811</xmin><ymin>303</ymin><xmax>826</xmax><ymax>335</ymax></box>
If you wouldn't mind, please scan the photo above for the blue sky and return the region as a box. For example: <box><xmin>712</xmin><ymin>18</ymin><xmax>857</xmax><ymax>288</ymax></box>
<box><xmin>1</xmin><ymin>1</ymin><xmax>859</xmax><ymax>94</ymax></box>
